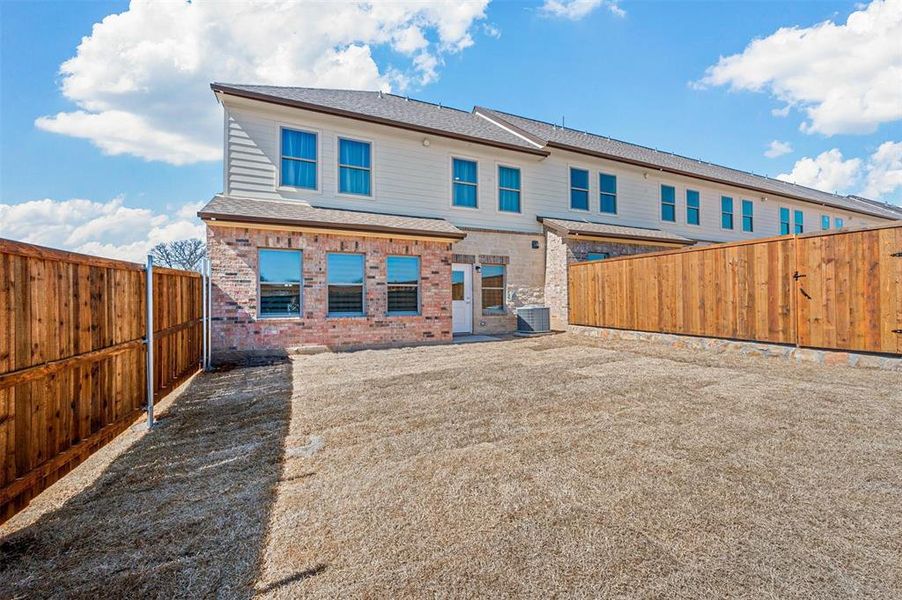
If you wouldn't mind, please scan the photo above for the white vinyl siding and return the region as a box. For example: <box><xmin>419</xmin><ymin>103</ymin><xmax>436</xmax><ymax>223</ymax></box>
<box><xmin>222</xmin><ymin>99</ymin><xmax>888</xmax><ymax>242</ymax></box>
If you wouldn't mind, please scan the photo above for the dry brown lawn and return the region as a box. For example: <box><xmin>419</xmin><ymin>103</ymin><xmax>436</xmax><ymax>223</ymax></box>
<box><xmin>2</xmin><ymin>333</ymin><xmax>901</xmax><ymax>598</ymax></box>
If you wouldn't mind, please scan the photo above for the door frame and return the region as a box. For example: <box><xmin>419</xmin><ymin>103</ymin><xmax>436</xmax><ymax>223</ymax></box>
<box><xmin>451</xmin><ymin>263</ymin><xmax>473</xmax><ymax>334</ymax></box>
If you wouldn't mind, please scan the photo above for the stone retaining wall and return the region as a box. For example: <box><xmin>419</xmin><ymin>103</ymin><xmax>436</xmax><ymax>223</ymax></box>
<box><xmin>569</xmin><ymin>325</ymin><xmax>902</xmax><ymax>371</ymax></box>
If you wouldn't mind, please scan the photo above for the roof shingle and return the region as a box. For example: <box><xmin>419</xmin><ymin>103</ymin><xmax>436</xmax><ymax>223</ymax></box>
<box><xmin>198</xmin><ymin>195</ymin><xmax>465</xmax><ymax>240</ymax></box>
<box><xmin>479</xmin><ymin>108</ymin><xmax>902</xmax><ymax>221</ymax></box>
<box><xmin>538</xmin><ymin>217</ymin><xmax>693</xmax><ymax>244</ymax></box>
<box><xmin>212</xmin><ymin>83</ymin><xmax>546</xmax><ymax>155</ymax></box>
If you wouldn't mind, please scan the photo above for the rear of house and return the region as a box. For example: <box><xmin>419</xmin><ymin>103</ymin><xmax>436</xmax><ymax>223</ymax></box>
<box><xmin>200</xmin><ymin>83</ymin><xmax>901</xmax><ymax>361</ymax></box>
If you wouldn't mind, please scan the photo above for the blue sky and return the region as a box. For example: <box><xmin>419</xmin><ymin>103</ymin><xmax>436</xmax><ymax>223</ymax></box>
<box><xmin>1</xmin><ymin>0</ymin><xmax>900</xmax><ymax>260</ymax></box>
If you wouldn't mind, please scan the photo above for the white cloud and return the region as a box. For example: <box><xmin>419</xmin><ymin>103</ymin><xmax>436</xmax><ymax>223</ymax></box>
<box><xmin>0</xmin><ymin>197</ymin><xmax>205</xmax><ymax>263</ymax></box>
<box><xmin>777</xmin><ymin>149</ymin><xmax>862</xmax><ymax>193</ymax></box>
<box><xmin>540</xmin><ymin>0</ymin><xmax>625</xmax><ymax>20</ymax></box>
<box><xmin>697</xmin><ymin>0</ymin><xmax>902</xmax><ymax>135</ymax></box>
<box><xmin>36</xmin><ymin>0</ymin><xmax>491</xmax><ymax>165</ymax></box>
<box><xmin>862</xmin><ymin>141</ymin><xmax>902</xmax><ymax>199</ymax></box>
<box><xmin>775</xmin><ymin>142</ymin><xmax>902</xmax><ymax>205</ymax></box>
<box><xmin>764</xmin><ymin>140</ymin><xmax>793</xmax><ymax>158</ymax></box>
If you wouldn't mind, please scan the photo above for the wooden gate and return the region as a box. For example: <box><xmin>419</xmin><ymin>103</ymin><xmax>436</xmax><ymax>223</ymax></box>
<box><xmin>568</xmin><ymin>222</ymin><xmax>902</xmax><ymax>355</ymax></box>
<box><xmin>795</xmin><ymin>225</ymin><xmax>902</xmax><ymax>354</ymax></box>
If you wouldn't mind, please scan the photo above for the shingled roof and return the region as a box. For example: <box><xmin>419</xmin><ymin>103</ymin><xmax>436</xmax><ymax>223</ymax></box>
<box><xmin>477</xmin><ymin>108</ymin><xmax>902</xmax><ymax>221</ymax></box>
<box><xmin>211</xmin><ymin>83</ymin><xmax>547</xmax><ymax>156</ymax></box>
<box><xmin>212</xmin><ymin>83</ymin><xmax>902</xmax><ymax>221</ymax></box>
<box><xmin>198</xmin><ymin>195</ymin><xmax>465</xmax><ymax>240</ymax></box>
<box><xmin>538</xmin><ymin>217</ymin><xmax>693</xmax><ymax>245</ymax></box>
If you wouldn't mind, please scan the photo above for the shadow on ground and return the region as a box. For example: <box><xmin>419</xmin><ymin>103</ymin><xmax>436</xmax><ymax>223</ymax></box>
<box><xmin>0</xmin><ymin>357</ymin><xmax>293</xmax><ymax>599</ymax></box>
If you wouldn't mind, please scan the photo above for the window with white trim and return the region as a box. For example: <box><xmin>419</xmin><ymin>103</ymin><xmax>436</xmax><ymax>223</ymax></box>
<box><xmin>258</xmin><ymin>249</ymin><xmax>302</xmax><ymax>318</ymax></box>
<box><xmin>327</xmin><ymin>253</ymin><xmax>365</xmax><ymax>315</ymax></box>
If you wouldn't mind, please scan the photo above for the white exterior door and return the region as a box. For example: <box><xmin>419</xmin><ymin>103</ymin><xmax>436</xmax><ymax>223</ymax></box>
<box><xmin>451</xmin><ymin>264</ymin><xmax>472</xmax><ymax>334</ymax></box>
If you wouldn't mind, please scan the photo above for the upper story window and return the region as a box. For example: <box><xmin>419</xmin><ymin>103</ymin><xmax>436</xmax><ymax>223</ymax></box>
<box><xmin>835</xmin><ymin>217</ymin><xmax>845</xmax><ymax>228</ymax></box>
<box><xmin>498</xmin><ymin>166</ymin><xmax>521</xmax><ymax>213</ymax></box>
<box><xmin>258</xmin><ymin>249</ymin><xmax>302</xmax><ymax>318</ymax></box>
<box><xmin>481</xmin><ymin>265</ymin><xmax>505</xmax><ymax>314</ymax></box>
<box><xmin>570</xmin><ymin>168</ymin><xmax>589</xmax><ymax>210</ymax></box>
<box><xmin>599</xmin><ymin>173</ymin><xmax>617</xmax><ymax>214</ymax></box>
<box><xmin>794</xmin><ymin>209</ymin><xmax>804</xmax><ymax>233</ymax></box>
<box><xmin>387</xmin><ymin>256</ymin><xmax>420</xmax><ymax>315</ymax></box>
<box><xmin>686</xmin><ymin>190</ymin><xmax>700</xmax><ymax>225</ymax></box>
<box><xmin>821</xmin><ymin>215</ymin><xmax>831</xmax><ymax>230</ymax></box>
<box><xmin>741</xmin><ymin>200</ymin><xmax>754</xmax><ymax>232</ymax></box>
<box><xmin>452</xmin><ymin>158</ymin><xmax>478</xmax><ymax>208</ymax></box>
<box><xmin>338</xmin><ymin>138</ymin><xmax>372</xmax><ymax>196</ymax></box>
<box><xmin>661</xmin><ymin>185</ymin><xmax>676</xmax><ymax>222</ymax></box>
<box><xmin>721</xmin><ymin>196</ymin><xmax>734</xmax><ymax>230</ymax></box>
<box><xmin>280</xmin><ymin>129</ymin><xmax>317</xmax><ymax>189</ymax></box>
<box><xmin>327</xmin><ymin>253</ymin><xmax>365</xmax><ymax>316</ymax></box>
<box><xmin>780</xmin><ymin>207</ymin><xmax>791</xmax><ymax>235</ymax></box>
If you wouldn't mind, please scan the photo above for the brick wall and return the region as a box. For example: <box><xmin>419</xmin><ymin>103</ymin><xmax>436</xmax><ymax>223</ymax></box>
<box><xmin>543</xmin><ymin>229</ymin><xmax>672</xmax><ymax>330</ymax></box>
<box><xmin>207</xmin><ymin>224</ymin><xmax>453</xmax><ymax>359</ymax></box>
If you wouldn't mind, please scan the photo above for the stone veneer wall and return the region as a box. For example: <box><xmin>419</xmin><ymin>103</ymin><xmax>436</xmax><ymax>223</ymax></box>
<box><xmin>543</xmin><ymin>229</ymin><xmax>673</xmax><ymax>330</ymax></box>
<box><xmin>451</xmin><ymin>229</ymin><xmax>546</xmax><ymax>334</ymax></box>
<box><xmin>207</xmin><ymin>224</ymin><xmax>453</xmax><ymax>360</ymax></box>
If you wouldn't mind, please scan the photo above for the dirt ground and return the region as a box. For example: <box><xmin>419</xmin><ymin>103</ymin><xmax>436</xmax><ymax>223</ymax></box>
<box><xmin>1</xmin><ymin>333</ymin><xmax>901</xmax><ymax>598</ymax></box>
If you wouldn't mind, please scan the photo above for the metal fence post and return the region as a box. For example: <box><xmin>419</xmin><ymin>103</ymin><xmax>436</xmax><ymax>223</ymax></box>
<box><xmin>201</xmin><ymin>257</ymin><xmax>208</xmax><ymax>371</ymax></box>
<box><xmin>145</xmin><ymin>255</ymin><xmax>154</xmax><ymax>428</ymax></box>
<box><xmin>206</xmin><ymin>257</ymin><xmax>213</xmax><ymax>369</ymax></box>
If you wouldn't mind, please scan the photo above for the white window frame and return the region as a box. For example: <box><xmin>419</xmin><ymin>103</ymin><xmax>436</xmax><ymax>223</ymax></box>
<box><xmin>449</xmin><ymin>155</ymin><xmax>480</xmax><ymax>210</ymax></box>
<box><xmin>685</xmin><ymin>189</ymin><xmax>700</xmax><ymax>226</ymax></box>
<box><xmin>496</xmin><ymin>162</ymin><xmax>522</xmax><ymax>215</ymax></box>
<box><xmin>569</xmin><ymin>165</ymin><xmax>591</xmax><ymax>212</ymax></box>
<box><xmin>336</xmin><ymin>135</ymin><xmax>375</xmax><ymax>199</ymax></box>
<box><xmin>326</xmin><ymin>252</ymin><xmax>366</xmax><ymax>317</ymax></box>
<box><xmin>257</xmin><ymin>248</ymin><xmax>303</xmax><ymax>320</ymax></box>
<box><xmin>660</xmin><ymin>184</ymin><xmax>677</xmax><ymax>224</ymax></box>
<box><xmin>599</xmin><ymin>172</ymin><xmax>618</xmax><ymax>215</ymax></box>
<box><xmin>779</xmin><ymin>206</ymin><xmax>791</xmax><ymax>235</ymax></box>
<box><xmin>386</xmin><ymin>255</ymin><xmax>421</xmax><ymax>316</ymax></box>
<box><xmin>720</xmin><ymin>195</ymin><xmax>735</xmax><ymax>231</ymax></box>
<box><xmin>480</xmin><ymin>263</ymin><xmax>506</xmax><ymax>315</ymax></box>
<box><xmin>741</xmin><ymin>199</ymin><xmax>754</xmax><ymax>233</ymax></box>
<box><xmin>276</xmin><ymin>124</ymin><xmax>321</xmax><ymax>194</ymax></box>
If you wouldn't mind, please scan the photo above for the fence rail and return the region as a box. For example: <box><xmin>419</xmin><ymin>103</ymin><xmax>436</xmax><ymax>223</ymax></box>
<box><xmin>568</xmin><ymin>222</ymin><xmax>902</xmax><ymax>355</ymax></box>
<box><xmin>0</xmin><ymin>239</ymin><xmax>203</xmax><ymax>522</ymax></box>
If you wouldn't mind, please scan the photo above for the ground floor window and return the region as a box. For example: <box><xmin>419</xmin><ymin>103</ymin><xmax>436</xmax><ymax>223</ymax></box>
<box><xmin>327</xmin><ymin>253</ymin><xmax>365</xmax><ymax>316</ymax></box>
<box><xmin>481</xmin><ymin>265</ymin><xmax>505</xmax><ymax>314</ymax></box>
<box><xmin>258</xmin><ymin>249</ymin><xmax>302</xmax><ymax>318</ymax></box>
<box><xmin>387</xmin><ymin>256</ymin><xmax>420</xmax><ymax>315</ymax></box>
<box><xmin>586</xmin><ymin>252</ymin><xmax>609</xmax><ymax>261</ymax></box>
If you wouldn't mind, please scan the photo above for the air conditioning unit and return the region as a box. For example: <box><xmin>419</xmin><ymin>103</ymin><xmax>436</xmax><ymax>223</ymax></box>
<box><xmin>516</xmin><ymin>305</ymin><xmax>550</xmax><ymax>334</ymax></box>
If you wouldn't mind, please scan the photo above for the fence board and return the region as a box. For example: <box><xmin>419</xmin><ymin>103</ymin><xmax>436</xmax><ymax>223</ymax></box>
<box><xmin>569</xmin><ymin>223</ymin><xmax>902</xmax><ymax>355</ymax></box>
<box><xmin>0</xmin><ymin>239</ymin><xmax>203</xmax><ymax>522</ymax></box>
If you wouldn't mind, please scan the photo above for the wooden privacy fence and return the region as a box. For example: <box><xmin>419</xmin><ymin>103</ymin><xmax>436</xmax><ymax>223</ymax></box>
<box><xmin>0</xmin><ymin>239</ymin><xmax>204</xmax><ymax>522</ymax></box>
<box><xmin>568</xmin><ymin>222</ymin><xmax>902</xmax><ymax>355</ymax></box>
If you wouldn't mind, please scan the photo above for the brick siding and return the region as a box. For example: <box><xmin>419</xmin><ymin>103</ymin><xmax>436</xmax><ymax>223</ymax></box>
<box><xmin>207</xmin><ymin>225</ymin><xmax>453</xmax><ymax>359</ymax></box>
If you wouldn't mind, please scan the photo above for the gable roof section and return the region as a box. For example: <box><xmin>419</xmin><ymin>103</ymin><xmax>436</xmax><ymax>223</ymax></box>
<box><xmin>198</xmin><ymin>194</ymin><xmax>465</xmax><ymax>240</ymax></box>
<box><xmin>210</xmin><ymin>83</ymin><xmax>902</xmax><ymax>221</ymax></box>
<box><xmin>538</xmin><ymin>216</ymin><xmax>693</xmax><ymax>245</ymax></box>
<box><xmin>477</xmin><ymin>108</ymin><xmax>902</xmax><ymax>221</ymax></box>
<box><xmin>211</xmin><ymin>83</ymin><xmax>548</xmax><ymax>157</ymax></box>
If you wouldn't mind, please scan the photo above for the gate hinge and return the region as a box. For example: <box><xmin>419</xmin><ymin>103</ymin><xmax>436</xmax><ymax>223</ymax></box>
<box><xmin>891</xmin><ymin>251</ymin><xmax>902</xmax><ymax>257</ymax></box>
<box><xmin>792</xmin><ymin>271</ymin><xmax>806</xmax><ymax>280</ymax></box>
<box><xmin>893</xmin><ymin>329</ymin><xmax>902</xmax><ymax>334</ymax></box>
